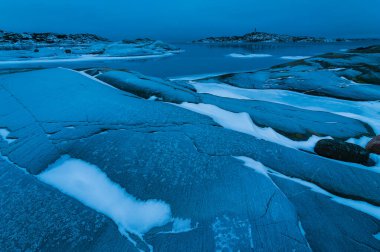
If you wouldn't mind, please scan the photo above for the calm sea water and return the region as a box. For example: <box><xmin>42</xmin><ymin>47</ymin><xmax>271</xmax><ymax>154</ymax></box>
<box><xmin>1</xmin><ymin>41</ymin><xmax>377</xmax><ymax>78</ymax></box>
<box><xmin>123</xmin><ymin>41</ymin><xmax>378</xmax><ymax>78</ymax></box>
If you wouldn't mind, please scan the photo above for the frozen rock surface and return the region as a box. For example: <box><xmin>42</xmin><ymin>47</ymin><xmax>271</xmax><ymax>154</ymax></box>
<box><xmin>1</xmin><ymin>46</ymin><xmax>380</xmax><ymax>251</ymax></box>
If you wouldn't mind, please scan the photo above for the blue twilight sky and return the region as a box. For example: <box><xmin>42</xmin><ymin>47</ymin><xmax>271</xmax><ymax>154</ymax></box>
<box><xmin>0</xmin><ymin>0</ymin><xmax>379</xmax><ymax>42</ymax></box>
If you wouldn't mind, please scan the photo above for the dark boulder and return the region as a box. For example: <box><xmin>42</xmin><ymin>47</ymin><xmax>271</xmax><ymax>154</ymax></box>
<box><xmin>314</xmin><ymin>139</ymin><xmax>373</xmax><ymax>166</ymax></box>
<box><xmin>64</xmin><ymin>49</ymin><xmax>72</xmax><ymax>54</ymax></box>
<box><xmin>33</xmin><ymin>48</ymin><xmax>39</xmax><ymax>53</ymax></box>
<box><xmin>366</xmin><ymin>135</ymin><xmax>380</xmax><ymax>154</ymax></box>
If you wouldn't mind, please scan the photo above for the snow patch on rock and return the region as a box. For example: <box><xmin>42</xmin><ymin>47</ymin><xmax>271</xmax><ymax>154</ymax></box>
<box><xmin>38</xmin><ymin>156</ymin><xmax>172</xmax><ymax>235</ymax></box>
<box><xmin>0</xmin><ymin>128</ymin><xmax>15</xmax><ymax>144</ymax></box>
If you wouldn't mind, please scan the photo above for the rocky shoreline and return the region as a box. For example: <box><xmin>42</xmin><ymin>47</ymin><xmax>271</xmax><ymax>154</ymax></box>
<box><xmin>0</xmin><ymin>45</ymin><xmax>380</xmax><ymax>251</ymax></box>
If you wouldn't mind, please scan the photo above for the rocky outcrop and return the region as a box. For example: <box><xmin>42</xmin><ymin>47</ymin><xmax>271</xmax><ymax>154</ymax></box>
<box><xmin>314</xmin><ymin>139</ymin><xmax>373</xmax><ymax>166</ymax></box>
<box><xmin>366</xmin><ymin>136</ymin><xmax>380</xmax><ymax>154</ymax></box>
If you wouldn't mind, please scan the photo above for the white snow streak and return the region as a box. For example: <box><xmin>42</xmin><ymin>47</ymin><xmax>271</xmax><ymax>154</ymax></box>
<box><xmin>177</xmin><ymin>102</ymin><xmax>326</xmax><ymax>151</ymax></box>
<box><xmin>38</xmin><ymin>156</ymin><xmax>172</xmax><ymax>235</ymax></box>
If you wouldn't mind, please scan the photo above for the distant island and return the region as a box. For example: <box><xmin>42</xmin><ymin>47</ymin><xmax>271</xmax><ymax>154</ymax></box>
<box><xmin>0</xmin><ymin>30</ymin><xmax>110</xmax><ymax>45</ymax></box>
<box><xmin>0</xmin><ymin>30</ymin><xmax>179</xmax><ymax>61</ymax></box>
<box><xmin>193</xmin><ymin>30</ymin><xmax>376</xmax><ymax>44</ymax></box>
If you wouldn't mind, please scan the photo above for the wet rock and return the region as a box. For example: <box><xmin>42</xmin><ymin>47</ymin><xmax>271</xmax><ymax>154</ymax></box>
<box><xmin>366</xmin><ymin>135</ymin><xmax>380</xmax><ymax>154</ymax></box>
<box><xmin>314</xmin><ymin>139</ymin><xmax>373</xmax><ymax>166</ymax></box>
<box><xmin>64</xmin><ymin>49</ymin><xmax>72</xmax><ymax>54</ymax></box>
